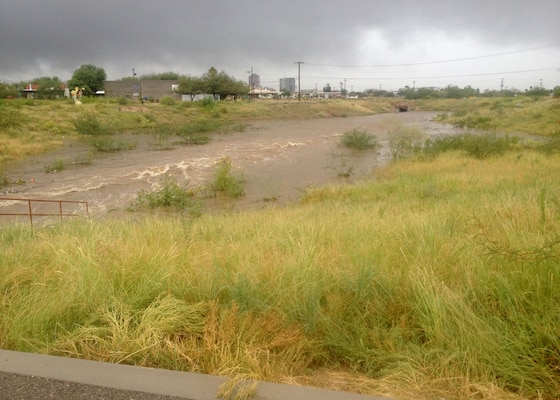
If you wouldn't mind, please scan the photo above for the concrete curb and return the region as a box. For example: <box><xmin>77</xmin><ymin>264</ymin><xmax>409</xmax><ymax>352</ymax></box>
<box><xmin>0</xmin><ymin>350</ymin><xmax>388</xmax><ymax>400</ymax></box>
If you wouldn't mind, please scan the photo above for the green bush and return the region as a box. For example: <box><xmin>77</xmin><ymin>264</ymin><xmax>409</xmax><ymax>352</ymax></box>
<box><xmin>210</xmin><ymin>157</ymin><xmax>245</xmax><ymax>198</ymax></box>
<box><xmin>341</xmin><ymin>129</ymin><xmax>378</xmax><ymax>150</ymax></box>
<box><xmin>160</xmin><ymin>96</ymin><xmax>176</xmax><ymax>106</ymax></box>
<box><xmin>134</xmin><ymin>175</ymin><xmax>201</xmax><ymax>215</ymax></box>
<box><xmin>72</xmin><ymin>114</ymin><xmax>106</xmax><ymax>135</ymax></box>
<box><xmin>461</xmin><ymin>133</ymin><xmax>510</xmax><ymax>159</ymax></box>
<box><xmin>116</xmin><ymin>96</ymin><xmax>129</xmax><ymax>105</ymax></box>
<box><xmin>200</xmin><ymin>97</ymin><xmax>217</xmax><ymax>111</ymax></box>
<box><xmin>423</xmin><ymin>134</ymin><xmax>468</xmax><ymax>157</ymax></box>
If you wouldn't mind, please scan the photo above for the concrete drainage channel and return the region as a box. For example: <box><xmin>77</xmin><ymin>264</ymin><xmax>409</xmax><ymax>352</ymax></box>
<box><xmin>0</xmin><ymin>350</ymin><xmax>389</xmax><ymax>400</ymax></box>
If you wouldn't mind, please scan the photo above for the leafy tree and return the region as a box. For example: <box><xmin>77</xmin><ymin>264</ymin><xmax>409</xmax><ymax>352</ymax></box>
<box><xmin>442</xmin><ymin>85</ymin><xmax>479</xmax><ymax>99</ymax></box>
<box><xmin>365</xmin><ymin>89</ymin><xmax>392</xmax><ymax>97</ymax></box>
<box><xmin>0</xmin><ymin>82</ymin><xmax>18</xmax><ymax>99</ymax></box>
<box><xmin>525</xmin><ymin>86</ymin><xmax>550</xmax><ymax>97</ymax></box>
<box><xmin>177</xmin><ymin>75</ymin><xmax>204</xmax><ymax>100</ymax></box>
<box><xmin>415</xmin><ymin>87</ymin><xmax>438</xmax><ymax>99</ymax></box>
<box><xmin>199</xmin><ymin>67</ymin><xmax>247</xmax><ymax>99</ymax></box>
<box><xmin>323</xmin><ymin>83</ymin><xmax>332</xmax><ymax>92</ymax></box>
<box><xmin>280</xmin><ymin>89</ymin><xmax>292</xmax><ymax>97</ymax></box>
<box><xmin>68</xmin><ymin>64</ymin><xmax>106</xmax><ymax>95</ymax></box>
<box><xmin>33</xmin><ymin>76</ymin><xmax>65</xmax><ymax>99</ymax></box>
<box><xmin>140</xmin><ymin>71</ymin><xmax>181</xmax><ymax>80</ymax></box>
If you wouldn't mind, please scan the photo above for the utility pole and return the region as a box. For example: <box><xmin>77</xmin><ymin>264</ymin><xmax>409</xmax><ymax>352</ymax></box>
<box><xmin>295</xmin><ymin>61</ymin><xmax>304</xmax><ymax>101</ymax></box>
<box><xmin>500</xmin><ymin>78</ymin><xmax>504</xmax><ymax>92</ymax></box>
<box><xmin>132</xmin><ymin>68</ymin><xmax>137</xmax><ymax>79</ymax></box>
<box><xmin>246</xmin><ymin>67</ymin><xmax>253</xmax><ymax>100</ymax></box>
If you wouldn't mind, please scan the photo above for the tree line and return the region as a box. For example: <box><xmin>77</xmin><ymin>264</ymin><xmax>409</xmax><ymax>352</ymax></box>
<box><xmin>2</xmin><ymin>64</ymin><xmax>559</xmax><ymax>100</ymax></box>
<box><xmin>0</xmin><ymin>64</ymin><xmax>248</xmax><ymax>100</ymax></box>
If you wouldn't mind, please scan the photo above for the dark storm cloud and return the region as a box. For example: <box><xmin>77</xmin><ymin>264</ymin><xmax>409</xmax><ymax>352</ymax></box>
<box><xmin>1</xmin><ymin>0</ymin><xmax>559</xmax><ymax>90</ymax></box>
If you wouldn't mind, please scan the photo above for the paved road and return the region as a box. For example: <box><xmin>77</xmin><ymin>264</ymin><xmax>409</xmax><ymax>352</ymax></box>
<box><xmin>0</xmin><ymin>350</ymin><xmax>388</xmax><ymax>400</ymax></box>
<box><xmin>0</xmin><ymin>371</ymin><xmax>186</xmax><ymax>400</ymax></box>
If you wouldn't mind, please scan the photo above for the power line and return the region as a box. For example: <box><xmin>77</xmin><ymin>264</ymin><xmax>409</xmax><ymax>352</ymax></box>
<box><xmin>305</xmin><ymin>43</ymin><xmax>560</xmax><ymax>68</ymax></box>
<box><xmin>294</xmin><ymin>61</ymin><xmax>304</xmax><ymax>101</ymax></box>
<box><xmin>301</xmin><ymin>67</ymin><xmax>557</xmax><ymax>81</ymax></box>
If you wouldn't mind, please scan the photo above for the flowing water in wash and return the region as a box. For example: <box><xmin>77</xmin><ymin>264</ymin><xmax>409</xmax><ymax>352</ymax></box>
<box><xmin>1</xmin><ymin>111</ymin><xmax>461</xmax><ymax>222</ymax></box>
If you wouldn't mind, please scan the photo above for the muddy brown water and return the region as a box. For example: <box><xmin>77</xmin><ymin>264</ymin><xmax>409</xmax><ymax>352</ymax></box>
<box><xmin>1</xmin><ymin>112</ymin><xmax>461</xmax><ymax>222</ymax></box>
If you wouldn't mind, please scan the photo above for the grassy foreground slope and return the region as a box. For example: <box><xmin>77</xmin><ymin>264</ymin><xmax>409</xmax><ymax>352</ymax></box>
<box><xmin>1</xmin><ymin>96</ymin><xmax>560</xmax><ymax>399</ymax></box>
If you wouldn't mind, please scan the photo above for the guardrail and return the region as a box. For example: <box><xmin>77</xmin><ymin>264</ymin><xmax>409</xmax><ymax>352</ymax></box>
<box><xmin>0</xmin><ymin>197</ymin><xmax>89</xmax><ymax>227</ymax></box>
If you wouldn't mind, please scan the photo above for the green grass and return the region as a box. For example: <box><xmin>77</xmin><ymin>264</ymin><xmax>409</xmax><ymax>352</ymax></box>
<box><xmin>89</xmin><ymin>136</ymin><xmax>137</xmax><ymax>152</ymax></box>
<box><xmin>43</xmin><ymin>156</ymin><xmax>66</xmax><ymax>173</ymax></box>
<box><xmin>2</xmin><ymin>95</ymin><xmax>560</xmax><ymax>399</ymax></box>
<box><xmin>1</xmin><ymin>146</ymin><xmax>559</xmax><ymax>399</ymax></box>
<box><xmin>423</xmin><ymin>132</ymin><xmax>520</xmax><ymax>159</ymax></box>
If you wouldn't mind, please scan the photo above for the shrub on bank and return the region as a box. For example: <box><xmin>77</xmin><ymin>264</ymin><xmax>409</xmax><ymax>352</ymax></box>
<box><xmin>133</xmin><ymin>174</ymin><xmax>201</xmax><ymax>215</ymax></box>
<box><xmin>340</xmin><ymin>128</ymin><xmax>378</xmax><ymax>150</ymax></box>
<box><xmin>72</xmin><ymin>113</ymin><xmax>107</xmax><ymax>135</ymax></box>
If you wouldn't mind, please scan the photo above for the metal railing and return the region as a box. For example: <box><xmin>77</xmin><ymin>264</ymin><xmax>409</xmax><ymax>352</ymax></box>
<box><xmin>0</xmin><ymin>197</ymin><xmax>89</xmax><ymax>227</ymax></box>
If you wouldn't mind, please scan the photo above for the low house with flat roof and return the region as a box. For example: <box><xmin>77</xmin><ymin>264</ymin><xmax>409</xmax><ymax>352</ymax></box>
<box><xmin>18</xmin><ymin>83</ymin><xmax>67</xmax><ymax>99</ymax></box>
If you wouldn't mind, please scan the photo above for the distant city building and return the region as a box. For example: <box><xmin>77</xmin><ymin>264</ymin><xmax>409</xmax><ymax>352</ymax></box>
<box><xmin>249</xmin><ymin>73</ymin><xmax>261</xmax><ymax>89</ymax></box>
<box><xmin>279</xmin><ymin>78</ymin><xmax>296</xmax><ymax>94</ymax></box>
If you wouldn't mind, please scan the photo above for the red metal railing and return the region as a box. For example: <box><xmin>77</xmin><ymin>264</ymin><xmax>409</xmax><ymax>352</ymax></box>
<box><xmin>0</xmin><ymin>197</ymin><xmax>89</xmax><ymax>227</ymax></box>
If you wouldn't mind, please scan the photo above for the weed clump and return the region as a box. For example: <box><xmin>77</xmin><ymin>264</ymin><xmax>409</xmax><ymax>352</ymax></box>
<box><xmin>90</xmin><ymin>136</ymin><xmax>136</xmax><ymax>152</ymax></box>
<box><xmin>116</xmin><ymin>96</ymin><xmax>129</xmax><ymax>105</ymax></box>
<box><xmin>340</xmin><ymin>129</ymin><xmax>377</xmax><ymax>150</ymax></box>
<box><xmin>210</xmin><ymin>157</ymin><xmax>245</xmax><ymax>198</ymax></box>
<box><xmin>72</xmin><ymin>114</ymin><xmax>106</xmax><ymax>135</ymax></box>
<box><xmin>388</xmin><ymin>125</ymin><xmax>426</xmax><ymax>160</ymax></box>
<box><xmin>44</xmin><ymin>156</ymin><xmax>66</xmax><ymax>173</ymax></box>
<box><xmin>200</xmin><ymin>97</ymin><xmax>217</xmax><ymax>111</ymax></box>
<box><xmin>160</xmin><ymin>96</ymin><xmax>177</xmax><ymax>106</ymax></box>
<box><xmin>133</xmin><ymin>175</ymin><xmax>201</xmax><ymax>215</ymax></box>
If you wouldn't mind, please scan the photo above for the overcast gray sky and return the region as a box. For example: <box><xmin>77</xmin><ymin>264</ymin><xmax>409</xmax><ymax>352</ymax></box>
<box><xmin>1</xmin><ymin>0</ymin><xmax>559</xmax><ymax>91</ymax></box>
